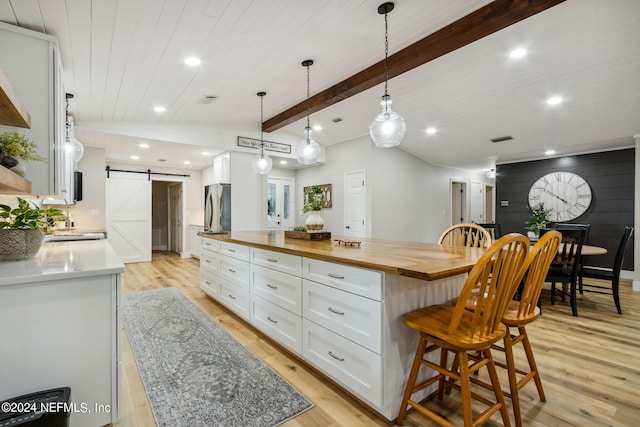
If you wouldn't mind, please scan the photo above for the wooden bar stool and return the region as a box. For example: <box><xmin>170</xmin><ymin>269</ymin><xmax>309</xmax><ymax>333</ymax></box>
<box><xmin>397</xmin><ymin>234</ymin><xmax>529</xmax><ymax>427</ymax></box>
<box><xmin>491</xmin><ymin>230</ymin><xmax>561</xmax><ymax>426</ymax></box>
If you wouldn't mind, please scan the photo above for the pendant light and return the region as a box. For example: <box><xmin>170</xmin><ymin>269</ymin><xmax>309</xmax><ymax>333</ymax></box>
<box><xmin>64</xmin><ymin>93</ymin><xmax>85</xmax><ymax>162</ymax></box>
<box><xmin>251</xmin><ymin>91</ymin><xmax>273</xmax><ymax>174</ymax></box>
<box><xmin>369</xmin><ymin>2</ymin><xmax>405</xmax><ymax>148</ymax></box>
<box><xmin>295</xmin><ymin>59</ymin><xmax>320</xmax><ymax>165</ymax></box>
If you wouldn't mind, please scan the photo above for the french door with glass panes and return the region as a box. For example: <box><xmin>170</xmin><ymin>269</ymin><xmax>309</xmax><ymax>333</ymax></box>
<box><xmin>267</xmin><ymin>177</ymin><xmax>294</xmax><ymax>230</ymax></box>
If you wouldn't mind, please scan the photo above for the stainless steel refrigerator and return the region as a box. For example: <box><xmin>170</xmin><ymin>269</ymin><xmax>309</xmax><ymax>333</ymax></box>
<box><xmin>204</xmin><ymin>183</ymin><xmax>231</xmax><ymax>232</ymax></box>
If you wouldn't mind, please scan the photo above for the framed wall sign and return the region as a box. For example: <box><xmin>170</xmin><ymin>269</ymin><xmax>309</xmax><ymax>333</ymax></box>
<box><xmin>237</xmin><ymin>136</ymin><xmax>291</xmax><ymax>154</ymax></box>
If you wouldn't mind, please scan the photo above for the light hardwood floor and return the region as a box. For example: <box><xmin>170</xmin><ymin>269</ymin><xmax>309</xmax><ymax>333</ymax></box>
<box><xmin>114</xmin><ymin>254</ymin><xmax>640</xmax><ymax>426</ymax></box>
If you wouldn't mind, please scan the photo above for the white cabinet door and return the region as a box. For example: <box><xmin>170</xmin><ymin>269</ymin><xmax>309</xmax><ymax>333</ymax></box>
<box><xmin>190</xmin><ymin>225</ymin><xmax>203</xmax><ymax>258</ymax></box>
<box><xmin>213</xmin><ymin>154</ymin><xmax>230</xmax><ymax>184</ymax></box>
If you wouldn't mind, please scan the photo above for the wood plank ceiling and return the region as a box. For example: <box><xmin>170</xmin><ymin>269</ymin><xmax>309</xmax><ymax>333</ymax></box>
<box><xmin>0</xmin><ymin>0</ymin><xmax>638</xmax><ymax>171</ymax></box>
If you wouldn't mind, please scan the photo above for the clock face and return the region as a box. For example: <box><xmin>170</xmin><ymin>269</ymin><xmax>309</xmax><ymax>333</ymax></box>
<box><xmin>528</xmin><ymin>172</ymin><xmax>592</xmax><ymax>222</ymax></box>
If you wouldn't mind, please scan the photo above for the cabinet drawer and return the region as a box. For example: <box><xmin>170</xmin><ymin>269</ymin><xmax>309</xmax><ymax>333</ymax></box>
<box><xmin>219</xmin><ymin>279</ymin><xmax>250</xmax><ymax>320</ymax></box>
<box><xmin>250</xmin><ymin>294</ymin><xmax>302</xmax><ymax>355</ymax></box>
<box><xmin>219</xmin><ymin>241</ymin><xmax>250</xmax><ymax>261</ymax></box>
<box><xmin>200</xmin><ymin>251</ymin><xmax>218</xmax><ymax>275</ymax></box>
<box><xmin>200</xmin><ymin>270</ymin><xmax>219</xmax><ymax>299</ymax></box>
<box><xmin>303</xmin><ymin>258</ymin><xmax>382</xmax><ymax>301</ymax></box>
<box><xmin>303</xmin><ymin>279</ymin><xmax>381</xmax><ymax>353</ymax></box>
<box><xmin>302</xmin><ymin>319</ymin><xmax>382</xmax><ymax>408</ymax></box>
<box><xmin>251</xmin><ymin>265</ymin><xmax>302</xmax><ymax>315</ymax></box>
<box><xmin>200</xmin><ymin>238</ymin><xmax>218</xmax><ymax>254</ymax></box>
<box><xmin>251</xmin><ymin>248</ymin><xmax>302</xmax><ymax>276</ymax></box>
<box><xmin>218</xmin><ymin>254</ymin><xmax>250</xmax><ymax>289</ymax></box>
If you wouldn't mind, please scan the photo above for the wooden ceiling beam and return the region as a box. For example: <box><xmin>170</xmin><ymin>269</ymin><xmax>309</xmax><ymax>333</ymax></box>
<box><xmin>263</xmin><ymin>0</ymin><xmax>566</xmax><ymax>133</ymax></box>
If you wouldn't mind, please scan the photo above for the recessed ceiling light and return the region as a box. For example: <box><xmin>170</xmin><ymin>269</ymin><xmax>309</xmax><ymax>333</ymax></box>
<box><xmin>545</xmin><ymin>150</ymin><xmax>556</xmax><ymax>156</ymax></box>
<box><xmin>184</xmin><ymin>57</ymin><xmax>202</xmax><ymax>66</ymax></box>
<box><xmin>313</xmin><ymin>125</ymin><xmax>322</xmax><ymax>131</ymax></box>
<box><xmin>153</xmin><ymin>106</ymin><xmax>167</xmax><ymax>113</ymax></box>
<box><xmin>546</xmin><ymin>96</ymin><xmax>563</xmax><ymax>106</ymax></box>
<box><xmin>139</xmin><ymin>143</ymin><xmax>149</xmax><ymax>148</ymax></box>
<box><xmin>183</xmin><ymin>161</ymin><xmax>191</xmax><ymax>165</ymax></box>
<box><xmin>426</xmin><ymin>127</ymin><xmax>437</xmax><ymax>135</ymax></box>
<box><xmin>201</xmin><ymin>151</ymin><xmax>211</xmax><ymax>156</ymax></box>
<box><xmin>509</xmin><ymin>48</ymin><xmax>527</xmax><ymax>59</ymax></box>
<box><xmin>279</xmin><ymin>160</ymin><xmax>288</xmax><ymax>165</ymax></box>
<box><xmin>130</xmin><ymin>155</ymin><xmax>139</xmax><ymax>160</ymax></box>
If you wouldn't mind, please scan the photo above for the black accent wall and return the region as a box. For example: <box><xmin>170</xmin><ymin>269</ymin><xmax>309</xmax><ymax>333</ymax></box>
<box><xmin>496</xmin><ymin>148</ymin><xmax>634</xmax><ymax>270</ymax></box>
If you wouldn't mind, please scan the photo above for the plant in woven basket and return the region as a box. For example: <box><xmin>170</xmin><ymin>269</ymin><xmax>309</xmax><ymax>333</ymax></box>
<box><xmin>0</xmin><ymin>198</ymin><xmax>65</xmax><ymax>261</ymax></box>
<box><xmin>0</xmin><ymin>197</ymin><xmax>65</xmax><ymax>231</ymax></box>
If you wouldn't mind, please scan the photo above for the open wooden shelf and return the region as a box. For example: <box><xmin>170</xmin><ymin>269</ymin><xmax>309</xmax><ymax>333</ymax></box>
<box><xmin>0</xmin><ymin>68</ymin><xmax>31</xmax><ymax>128</ymax></box>
<box><xmin>0</xmin><ymin>164</ymin><xmax>32</xmax><ymax>193</ymax></box>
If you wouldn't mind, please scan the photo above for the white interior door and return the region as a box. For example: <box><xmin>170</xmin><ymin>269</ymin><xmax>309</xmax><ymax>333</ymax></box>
<box><xmin>344</xmin><ymin>170</ymin><xmax>366</xmax><ymax>238</ymax></box>
<box><xmin>267</xmin><ymin>177</ymin><xmax>294</xmax><ymax>230</ymax></box>
<box><xmin>168</xmin><ymin>183</ymin><xmax>182</xmax><ymax>253</ymax></box>
<box><xmin>106</xmin><ymin>172</ymin><xmax>151</xmax><ymax>263</ymax></box>
<box><xmin>470</xmin><ymin>181</ymin><xmax>484</xmax><ymax>223</ymax></box>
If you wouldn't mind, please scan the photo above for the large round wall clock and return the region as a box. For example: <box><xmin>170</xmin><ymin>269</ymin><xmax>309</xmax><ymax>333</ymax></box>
<box><xmin>527</xmin><ymin>171</ymin><xmax>592</xmax><ymax>222</ymax></box>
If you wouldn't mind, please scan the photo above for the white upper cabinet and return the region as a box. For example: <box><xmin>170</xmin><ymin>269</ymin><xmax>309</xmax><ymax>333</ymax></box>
<box><xmin>0</xmin><ymin>23</ymin><xmax>65</xmax><ymax>196</ymax></box>
<box><xmin>213</xmin><ymin>153</ymin><xmax>230</xmax><ymax>184</ymax></box>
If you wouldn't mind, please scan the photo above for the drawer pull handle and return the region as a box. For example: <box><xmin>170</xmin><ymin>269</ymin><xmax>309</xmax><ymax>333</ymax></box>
<box><xmin>228</xmin><ymin>249</ymin><xmax>236</xmax><ymax>253</ymax></box>
<box><xmin>328</xmin><ymin>351</ymin><xmax>344</xmax><ymax>362</ymax></box>
<box><xmin>267</xmin><ymin>316</ymin><xmax>278</xmax><ymax>324</ymax></box>
<box><xmin>228</xmin><ymin>269</ymin><xmax>236</xmax><ymax>273</ymax></box>
<box><xmin>228</xmin><ymin>294</ymin><xmax>236</xmax><ymax>300</ymax></box>
<box><xmin>267</xmin><ymin>284</ymin><xmax>278</xmax><ymax>289</ymax></box>
<box><xmin>205</xmin><ymin>259</ymin><xmax>211</xmax><ymax>263</ymax></box>
<box><xmin>267</xmin><ymin>258</ymin><xmax>278</xmax><ymax>263</ymax></box>
<box><xmin>328</xmin><ymin>273</ymin><xmax>345</xmax><ymax>279</ymax></box>
<box><xmin>328</xmin><ymin>307</ymin><xmax>345</xmax><ymax>315</ymax></box>
<box><xmin>205</xmin><ymin>281</ymin><xmax>212</xmax><ymax>285</ymax></box>
<box><xmin>205</xmin><ymin>243</ymin><xmax>212</xmax><ymax>246</ymax></box>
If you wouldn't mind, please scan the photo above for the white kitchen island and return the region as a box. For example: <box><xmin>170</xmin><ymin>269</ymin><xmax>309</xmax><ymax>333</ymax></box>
<box><xmin>0</xmin><ymin>240</ymin><xmax>125</xmax><ymax>427</ymax></box>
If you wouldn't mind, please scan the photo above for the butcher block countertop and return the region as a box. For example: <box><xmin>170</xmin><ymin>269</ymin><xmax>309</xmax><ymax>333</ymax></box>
<box><xmin>200</xmin><ymin>230</ymin><xmax>484</xmax><ymax>281</ymax></box>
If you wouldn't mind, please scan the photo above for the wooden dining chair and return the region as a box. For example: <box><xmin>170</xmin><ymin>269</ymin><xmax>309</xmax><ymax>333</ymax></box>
<box><xmin>578</xmin><ymin>226</ymin><xmax>633</xmax><ymax>314</ymax></box>
<box><xmin>542</xmin><ymin>227</ymin><xmax>587</xmax><ymax>316</ymax></box>
<box><xmin>438</xmin><ymin>223</ymin><xmax>492</xmax><ymax>248</ymax></box>
<box><xmin>397</xmin><ymin>234</ymin><xmax>529</xmax><ymax>427</ymax></box>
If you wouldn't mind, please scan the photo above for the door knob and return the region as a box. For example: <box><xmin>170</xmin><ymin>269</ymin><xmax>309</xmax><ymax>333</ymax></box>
<box><xmin>345</xmin><ymin>225</ymin><xmax>350</xmax><ymax>229</ymax></box>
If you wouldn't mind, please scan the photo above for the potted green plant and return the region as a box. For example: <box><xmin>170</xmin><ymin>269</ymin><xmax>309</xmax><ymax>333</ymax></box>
<box><xmin>525</xmin><ymin>203</ymin><xmax>552</xmax><ymax>238</ymax></box>
<box><xmin>0</xmin><ymin>197</ymin><xmax>65</xmax><ymax>260</ymax></box>
<box><xmin>303</xmin><ymin>186</ymin><xmax>325</xmax><ymax>232</ymax></box>
<box><xmin>0</xmin><ymin>131</ymin><xmax>46</xmax><ymax>177</ymax></box>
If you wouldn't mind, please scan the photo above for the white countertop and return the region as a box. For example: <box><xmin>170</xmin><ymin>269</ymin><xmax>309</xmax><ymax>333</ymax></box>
<box><xmin>0</xmin><ymin>240</ymin><xmax>125</xmax><ymax>286</ymax></box>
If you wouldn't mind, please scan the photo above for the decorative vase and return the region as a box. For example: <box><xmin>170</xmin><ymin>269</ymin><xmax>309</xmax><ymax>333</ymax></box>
<box><xmin>9</xmin><ymin>157</ymin><xmax>26</xmax><ymax>177</ymax></box>
<box><xmin>305</xmin><ymin>210</ymin><xmax>324</xmax><ymax>232</ymax></box>
<box><xmin>0</xmin><ymin>229</ymin><xmax>44</xmax><ymax>261</ymax></box>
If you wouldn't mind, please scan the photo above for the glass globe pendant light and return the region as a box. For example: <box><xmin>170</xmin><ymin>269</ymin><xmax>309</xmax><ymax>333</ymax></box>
<box><xmin>369</xmin><ymin>2</ymin><xmax>405</xmax><ymax>148</ymax></box>
<box><xmin>295</xmin><ymin>59</ymin><xmax>320</xmax><ymax>165</ymax></box>
<box><xmin>251</xmin><ymin>91</ymin><xmax>273</xmax><ymax>174</ymax></box>
<box><xmin>64</xmin><ymin>93</ymin><xmax>85</xmax><ymax>163</ymax></box>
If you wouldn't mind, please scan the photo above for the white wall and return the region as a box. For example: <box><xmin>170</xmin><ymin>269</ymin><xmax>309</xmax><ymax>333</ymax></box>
<box><xmin>73</xmin><ymin>146</ymin><xmax>106</xmax><ymax>229</ymax></box>
<box><xmin>229</xmin><ymin>152</ymin><xmax>264</xmax><ymax>231</ymax></box>
<box><xmin>296</xmin><ymin>136</ymin><xmax>493</xmax><ymax>243</ymax></box>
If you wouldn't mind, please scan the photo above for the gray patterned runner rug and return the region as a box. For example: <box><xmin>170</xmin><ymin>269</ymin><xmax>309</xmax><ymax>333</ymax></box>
<box><xmin>122</xmin><ymin>287</ymin><xmax>313</xmax><ymax>427</ymax></box>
